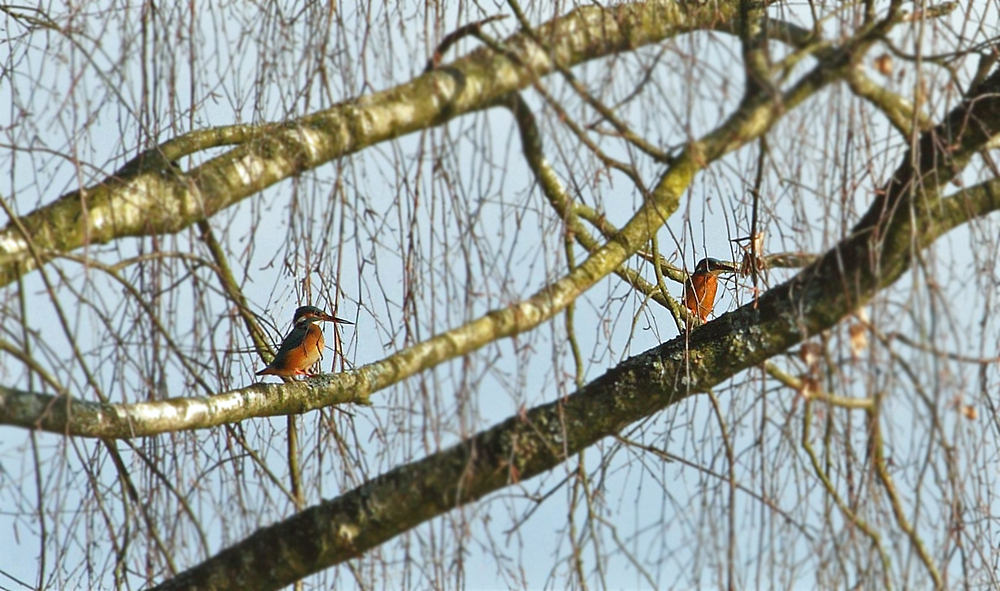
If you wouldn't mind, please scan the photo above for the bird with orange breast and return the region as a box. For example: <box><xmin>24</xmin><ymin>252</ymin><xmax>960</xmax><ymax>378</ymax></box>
<box><xmin>256</xmin><ymin>305</ymin><xmax>353</xmax><ymax>378</ymax></box>
<box><xmin>683</xmin><ymin>258</ymin><xmax>737</xmax><ymax>324</ymax></box>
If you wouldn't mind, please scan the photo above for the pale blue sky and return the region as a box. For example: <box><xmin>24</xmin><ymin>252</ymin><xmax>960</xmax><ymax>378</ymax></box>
<box><xmin>1</xmin><ymin>1</ymin><xmax>998</xmax><ymax>589</ymax></box>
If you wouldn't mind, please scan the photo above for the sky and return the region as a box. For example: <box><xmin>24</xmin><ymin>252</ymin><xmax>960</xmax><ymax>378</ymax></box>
<box><xmin>1</xmin><ymin>1</ymin><xmax>999</xmax><ymax>589</ymax></box>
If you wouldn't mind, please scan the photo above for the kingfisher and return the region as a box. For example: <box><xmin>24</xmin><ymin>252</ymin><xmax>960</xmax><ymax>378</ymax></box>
<box><xmin>683</xmin><ymin>258</ymin><xmax>737</xmax><ymax>323</ymax></box>
<box><xmin>256</xmin><ymin>305</ymin><xmax>353</xmax><ymax>378</ymax></box>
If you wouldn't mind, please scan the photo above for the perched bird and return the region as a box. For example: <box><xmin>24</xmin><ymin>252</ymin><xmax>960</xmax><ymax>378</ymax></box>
<box><xmin>256</xmin><ymin>305</ymin><xmax>353</xmax><ymax>378</ymax></box>
<box><xmin>683</xmin><ymin>258</ymin><xmax>736</xmax><ymax>323</ymax></box>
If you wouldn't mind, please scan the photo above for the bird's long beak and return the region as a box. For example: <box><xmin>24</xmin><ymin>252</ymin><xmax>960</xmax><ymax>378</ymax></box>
<box><xmin>711</xmin><ymin>260</ymin><xmax>739</xmax><ymax>274</ymax></box>
<box><xmin>319</xmin><ymin>312</ymin><xmax>353</xmax><ymax>325</ymax></box>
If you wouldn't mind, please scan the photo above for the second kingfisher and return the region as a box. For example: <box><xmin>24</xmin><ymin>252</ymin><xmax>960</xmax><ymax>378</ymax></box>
<box><xmin>256</xmin><ymin>305</ymin><xmax>353</xmax><ymax>378</ymax></box>
<box><xmin>683</xmin><ymin>258</ymin><xmax>737</xmax><ymax>323</ymax></box>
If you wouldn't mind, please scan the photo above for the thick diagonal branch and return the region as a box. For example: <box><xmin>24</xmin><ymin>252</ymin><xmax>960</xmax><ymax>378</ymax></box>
<box><xmin>148</xmin><ymin>64</ymin><xmax>1000</xmax><ymax>590</ymax></box>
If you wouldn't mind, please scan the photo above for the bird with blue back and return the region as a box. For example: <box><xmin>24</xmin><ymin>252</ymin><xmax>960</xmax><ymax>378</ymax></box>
<box><xmin>256</xmin><ymin>305</ymin><xmax>352</xmax><ymax>378</ymax></box>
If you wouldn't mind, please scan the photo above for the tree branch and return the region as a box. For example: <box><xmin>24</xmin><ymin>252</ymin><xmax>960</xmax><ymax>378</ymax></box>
<box><xmin>149</xmin><ymin>64</ymin><xmax>1000</xmax><ymax>591</ymax></box>
<box><xmin>0</xmin><ymin>0</ymin><xmax>744</xmax><ymax>288</ymax></box>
